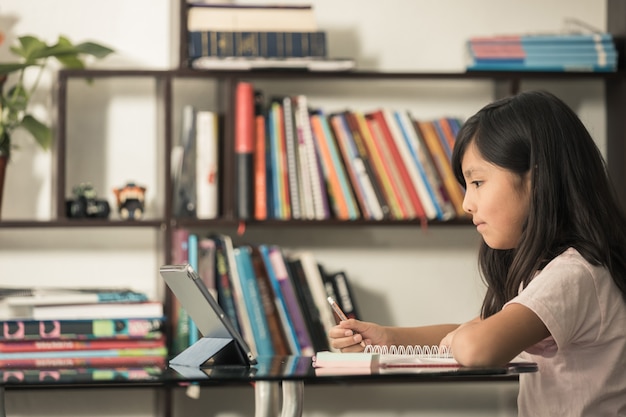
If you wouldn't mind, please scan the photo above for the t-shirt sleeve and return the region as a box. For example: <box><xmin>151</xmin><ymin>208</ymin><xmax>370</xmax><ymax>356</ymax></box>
<box><xmin>507</xmin><ymin>255</ymin><xmax>601</xmax><ymax>349</ymax></box>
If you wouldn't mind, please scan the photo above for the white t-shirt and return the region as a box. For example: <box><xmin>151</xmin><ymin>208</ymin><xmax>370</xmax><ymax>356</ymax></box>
<box><xmin>508</xmin><ymin>248</ymin><xmax>626</xmax><ymax>417</ymax></box>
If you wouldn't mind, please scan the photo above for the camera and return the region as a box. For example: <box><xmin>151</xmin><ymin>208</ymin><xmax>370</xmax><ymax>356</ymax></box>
<box><xmin>66</xmin><ymin>183</ymin><xmax>111</xmax><ymax>219</ymax></box>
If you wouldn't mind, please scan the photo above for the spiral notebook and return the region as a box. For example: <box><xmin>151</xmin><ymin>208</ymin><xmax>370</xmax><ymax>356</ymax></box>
<box><xmin>313</xmin><ymin>344</ymin><xmax>538</xmax><ymax>376</ymax></box>
<box><xmin>313</xmin><ymin>345</ymin><xmax>457</xmax><ymax>369</ymax></box>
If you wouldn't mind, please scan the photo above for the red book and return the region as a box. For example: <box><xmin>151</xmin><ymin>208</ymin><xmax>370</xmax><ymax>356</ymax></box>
<box><xmin>370</xmin><ymin>110</ymin><xmax>426</xmax><ymax>220</ymax></box>
<box><xmin>235</xmin><ymin>81</ymin><xmax>256</xmax><ymax>219</ymax></box>
<box><xmin>0</xmin><ymin>336</ymin><xmax>166</xmax><ymax>353</ymax></box>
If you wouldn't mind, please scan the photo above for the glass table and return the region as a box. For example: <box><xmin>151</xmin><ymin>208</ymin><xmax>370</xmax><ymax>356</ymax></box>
<box><xmin>0</xmin><ymin>356</ymin><xmax>536</xmax><ymax>417</ymax></box>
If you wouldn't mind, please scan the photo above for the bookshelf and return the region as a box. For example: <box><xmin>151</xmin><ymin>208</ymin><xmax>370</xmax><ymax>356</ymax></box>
<box><xmin>0</xmin><ymin>0</ymin><xmax>624</xmax><ymax>416</ymax></box>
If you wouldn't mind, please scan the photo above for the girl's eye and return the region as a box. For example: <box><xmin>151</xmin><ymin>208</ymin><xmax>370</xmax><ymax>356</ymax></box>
<box><xmin>471</xmin><ymin>180</ymin><xmax>483</xmax><ymax>188</ymax></box>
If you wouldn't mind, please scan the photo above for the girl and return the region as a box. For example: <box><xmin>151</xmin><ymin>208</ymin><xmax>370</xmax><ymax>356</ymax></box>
<box><xmin>329</xmin><ymin>90</ymin><xmax>626</xmax><ymax>416</ymax></box>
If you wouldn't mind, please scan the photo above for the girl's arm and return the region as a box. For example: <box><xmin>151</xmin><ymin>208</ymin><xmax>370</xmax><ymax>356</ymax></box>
<box><xmin>445</xmin><ymin>303</ymin><xmax>549</xmax><ymax>366</ymax></box>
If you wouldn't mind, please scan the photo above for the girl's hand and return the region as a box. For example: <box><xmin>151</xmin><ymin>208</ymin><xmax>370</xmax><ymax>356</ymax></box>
<box><xmin>328</xmin><ymin>319</ymin><xmax>387</xmax><ymax>352</ymax></box>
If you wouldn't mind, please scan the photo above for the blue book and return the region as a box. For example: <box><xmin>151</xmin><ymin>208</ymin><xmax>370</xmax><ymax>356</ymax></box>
<box><xmin>259</xmin><ymin>244</ymin><xmax>301</xmax><ymax>355</ymax></box>
<box><xmin>187</xmin><ymin>233</ymin><xmax>199</xmax><ymax>346</ymax></box>
<box><xmin>233</xmin><ymin>246</ymin><xmax>275</xmax><ymax>357</ymax></box>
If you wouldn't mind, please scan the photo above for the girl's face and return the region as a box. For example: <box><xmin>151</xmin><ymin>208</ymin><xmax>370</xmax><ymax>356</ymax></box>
<box><xmin>461</xmin><ymin>142</ymin><xmax>531</xmax><ymax>249</ymax></box>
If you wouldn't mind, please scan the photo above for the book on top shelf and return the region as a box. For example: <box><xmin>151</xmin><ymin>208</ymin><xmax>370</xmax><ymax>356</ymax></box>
<box><xmin>188</xmin><ymin>31</ymin><xmax>327</xmax><ymax>60</ymax></box>
<box><xmin>186</xmin><ymin>3</ymin><xmax>318</xmax><ymax>32</ymax></box>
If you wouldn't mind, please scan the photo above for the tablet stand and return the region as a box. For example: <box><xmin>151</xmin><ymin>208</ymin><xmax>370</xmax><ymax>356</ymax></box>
<box><xmin>169</xmin><ymin>336</ymin><xmax>248</xmax><ymax>368</ymax></box>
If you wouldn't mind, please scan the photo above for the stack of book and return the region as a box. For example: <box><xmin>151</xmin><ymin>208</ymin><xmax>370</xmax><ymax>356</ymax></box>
<box><xmin>232</xmin><ymin>82</ymin><xmax>467</xmax><ymax>223</ymax></box>
<box><xmin>466</xmin><ymin>31</ymin><xmax>618</xmax><ymax>72</ymax></box>
<box><xmin>0</xmin><ymin>288</ymin><xmax>167</xmax><ymax>368</ymax></box>
<box><xmin>170</xmin><ymin>232</ymin><xmax>361</xmax><ymax>358</ymax></box>
<box><xmin>185</xmin><ymin>2</ymin><xmax>354</xmax><ymax>71</ymax></box>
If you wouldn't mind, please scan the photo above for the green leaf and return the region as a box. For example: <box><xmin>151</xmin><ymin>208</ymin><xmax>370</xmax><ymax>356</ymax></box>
<box><xmin>74</xmin><ymin>42</ymin><xmax>115</xmax><ymax>59</ymax></box>
<box><xmin>19</xmin><ymin>115</ymin><xmax>52</xmax><ymax>150</ymax></box>
<box><xmin>0</xmin><ymin>63</ymin><xmax>34</xmax><ymax>76</ymax></box>
<box><xmin>55</xmin><ymin>54</ymin><xmax>86</xmax><ymax>70</ymax></box>
<box><xmin>16</xmin><ymin>35</ymin><xmax>48</xmax><ymax>60</ymax></box>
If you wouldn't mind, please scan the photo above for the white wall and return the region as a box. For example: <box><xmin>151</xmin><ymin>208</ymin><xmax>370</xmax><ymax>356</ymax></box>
<box><xmin>0</xmin><ymin>1</ymin><xmax>607</xmax><ymax>416</ymax></box>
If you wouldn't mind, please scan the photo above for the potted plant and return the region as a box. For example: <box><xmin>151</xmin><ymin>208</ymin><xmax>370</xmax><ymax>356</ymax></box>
<box><xmin>0</xmin><ymin>34</ymin><xmax>114</xmax><ymax>217</ymax></box>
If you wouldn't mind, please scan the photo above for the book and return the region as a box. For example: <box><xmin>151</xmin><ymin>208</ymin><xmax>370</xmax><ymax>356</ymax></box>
<box><xmin>235</xmin><ymin>82</ymin><xmax>256</xmax><ymax>220</ymax></box>
<box><xmin>362</xmin><ymin>112</ymin><xmax>410</xmax><ymax>219</ymax></box>
<box><xmin>254</xmin><ymin>91</ymin><xmax>268</xmax><ymax>220</ymax></box>
<box><xmin>414</xmin><ymin>118</ymin><xmax>466</xmax><ymax>217</ymax></box>
<box><xmin>173</xmin><ymin>105</ymin><xmax>197</xmax><ymax>218</ymax></box>
<box><xmin>2</xmin><ymin>288</ymin><xmax>148</xmax><ymax>308</ymax></box>
<box><xmin>190</xmin><ymin>56</ymin><xmax>356</xmax><ymax>72</ymax></box>
<box><xmin>265</xmin><ymin>245</ymin><xmax>314</xmax><ymax>356</ymax></box>
<box><xmin>212</xmin><ymin>234</ymin><xmax>256</xmax><ymax>355</ymax></box>
<box><xmin>285</xmin><ymin>256</ymin><xmax>330</xmax><ymax>353</ymax></box>
<box><xmin>0</xmin><ymin>354</ymin><xmax>167</xmax><ymax>369</ymax></box>
<box><xmin>0</xmin><ymin>366</ymin><xmax>163</xmax><ymax>383</ymax></box>
<box><xmin>382</xmin><ymin>109</ymin><xmax>434</xmax><ymax>220</ymax></box>
<box><xmin>250</xmin><ymin>246</ymin><xmax>290</xmax><ymax>355</ymax></box>
<box><xmin>329</xmin><ymin>113</ymin><xmax>384</xmax><ymax>220</ymax></box>
<box><xmin>0</xmin><ymin>336</ymin><xmax>165</xmax><ymax>353</ymax></box>
<box><xmin>213</xmin><ymin>237</ymin><xmax>242</xmax><ymax>335</ymax></box>
<box><xmin>194</xmin><ymin>110</ymin><xmax>219</xmax><ymax>220</ymax></box>
<box><xmin>0</xmin><ymin>318</ymin><xmax>163</xmax><ymax>341</ymax></box>
<box><xmin>283</xmin><ymin>96</ymin><xmax>303</xmax><ymax>220</ymax></box>
<box><xmin>313</xmin><ymin>346</ymin><xmax>538</xmax><ymax>374</ymax></box>
<box><xmin>186</xmin><ymin>3</ymin><xmax>318</xmax><ymax>32</ymax></box>
<box><xmin>294</xmin><ymin>95</ymin><xmax>329</xmax><ymax>220</ymax></box>
<box><xmin>258</xmin><ymin>245</ymin><xmax>301</xmax><ymax>355</ymax></box>
<box><xmin>343</xmin><ymin>111</ymin><xmax>391</xmax><ymax>219</ymax></box>
<box><xmin>188</xmin><ymin>31</ymin><xmax>327</xmax><ymax>60</ymax></box>
<box><xmin>0</xmin><ymin>346</ymin><xmax>167</xmax><ymax>361</ymax></box>
<box><xmin>268</xmin><ymin>98</ymin><xmax>290</xmax><ymax>219</ymax></box>
<box><xmin>233</xmin><ymin>246</ymin><xmax>275</xmax><ymax>357</ymax></box>
<box><xmin>288</xmin><ymin>251</ymin><xmax>336</xmax><ymax>349</ymax></box>
<box><xmin>171</xmin><ymin>228</ymin><xmax>190</xmax><ymax>355</ymax></box>
<box><xmin>327</xmin><ymin>270</ymin><xmax>360</xmax><ymax>320</ymax></box>
<box><xmin>187</xmin><ymin>233</ymin><xmax>199</xmax><ymax>345</ymax></box>
<box><xmin>310</xmin><ymin>111</ymin><xmax>359</xmax><ymax>220</ymax></box>
<box><xmin>466</xmin><ymin>32</ymin><xmax>618</xmax><ymax>72</ymax></box>
<box><xmin>395</xmin><ymin>111</ymin><xmax>453</xmax><ymax>220</ymax></box>
<box><xmin>22</xmin><ymin>301</ymin><xmax>164</xmax><ymax>321</ymax></box>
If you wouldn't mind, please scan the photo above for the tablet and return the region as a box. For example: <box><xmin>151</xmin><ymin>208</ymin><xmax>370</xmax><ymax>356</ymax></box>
<box><xmin>160</xmin><ymin>264</ymin><xmax>256</xmax><ymax>367</ymax></box>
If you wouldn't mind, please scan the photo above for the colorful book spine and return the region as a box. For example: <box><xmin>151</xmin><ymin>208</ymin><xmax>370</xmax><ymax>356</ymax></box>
<box><xmin>254</xmin><ymin>91</ymin><xmax>268</xmax><ymax>220</ymax></box>
<box><xmin>188</xmin><ymin>31</ymin><xmax>327</xmax><ymax>59</ymax></box>
<box><xmin>233</xmin><ymin>246</ymin><xmax>275</xmax><ymax>357</ymax></box>
<box><xmin>0</xmin><ymin>355</ymin><xmax>166</xmax><ymax>369</ymax></box>
<box><xmin>259</xmin><ymin>245</ymin><xmax>301</xmax><ymax>355</ymax></box>
<box><xmin>0</xmin><ymin>318</ymin><xmax>163</xmax><ymax>341</ymax></box>
<box><xmin>294</xmin><ymin>95</ymin><xmax>329</xmax><ymax>220</ymax></box>
<box><xmin>283</xmin><ymin>96</ymin><xmax>302</xmax><ymax>219</ymax></box>
<box><xmin>310</xmin><ymin>112</ymin><xmax>359</xmax><ymax>220</ymax></box>
<box><xmin>235</xmin><ymin>82</ymin><xmax>256</xmax><ymax>220</ymax></box>
<box><xmin>343</xmin><ymin>111</ymin><xmax>391</xmax><ymax>219</ymax></box>
<box><xmin>213</xmin><ymin>237</ymin><xmax>242</xmax><ymax>334</ymax></box>
<box><xmin>187</xmin><ymin>233</ymin><xmax>199</xmax><ymax>345</ymax></box>
<box><xmin>414</xmin><ymin>118</ymin><xmax>466</xmax><ymax>217</ymax></box>
<box><xmin>266</xmin><ymin>246</ymin><xmax>314</xmax><ymax>356</ymax></box>
<box><xmin>0</xmin><ymin>346</ymin><xmax>167</xmax><ymax>360</ymax></box>
<box><xmin>393</xmin><ymin>110</ymin><xmax>442</xmax><ymax>220</ymax></box>
<box><xmin>0</xmin><ymin>336</ymin><xmax>165</xmax><ymax>353</ymax></box>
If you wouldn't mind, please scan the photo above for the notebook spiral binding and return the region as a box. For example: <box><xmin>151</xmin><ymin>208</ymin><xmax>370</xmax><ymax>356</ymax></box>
<box><xmin>364</xmin><ymin>344</ymin><xmax>452</xmax><ymax>357</ymax></box>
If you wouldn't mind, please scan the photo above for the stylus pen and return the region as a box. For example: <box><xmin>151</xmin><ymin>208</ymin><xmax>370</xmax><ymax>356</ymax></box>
<box><xmin>327</xmin><ymin>296</ymin><xmax>366</xmax><ymax>348</ymax></box>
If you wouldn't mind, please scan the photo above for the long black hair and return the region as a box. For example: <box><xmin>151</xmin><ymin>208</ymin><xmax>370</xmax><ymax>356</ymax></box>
<box><xmin>451</xmin><ymin>90</ymin><xmax>626</xmax><ymax>318</ymax></box>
